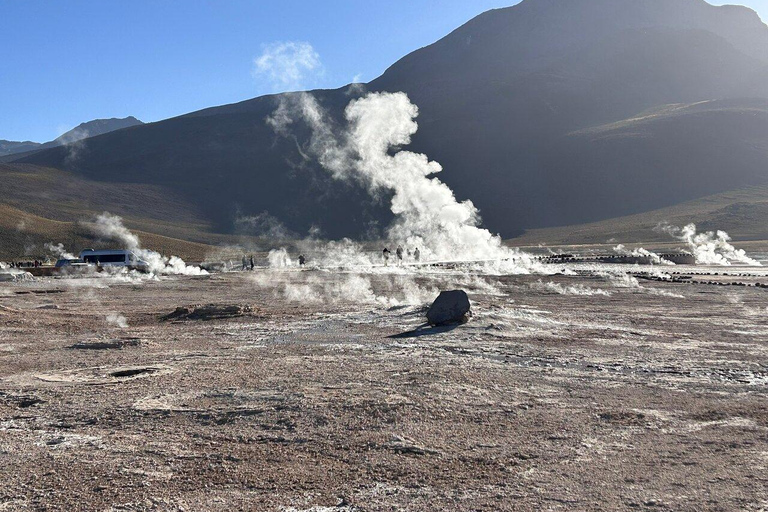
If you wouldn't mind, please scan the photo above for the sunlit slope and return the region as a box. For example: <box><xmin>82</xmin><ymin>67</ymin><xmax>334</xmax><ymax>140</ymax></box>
<box><xmin>0</xmin><ymin>204</ymin><xmax>215</xmax><ymax>261</ymax></box>
<box><xmin>510</xmin><ymin>186</ymin><xmax>768</xmax><ymax>246</ymax></box>
<box><xmin>0</xmin><ymin>164</ymin><xmax>234</xmax><ymax>259</ymax></box>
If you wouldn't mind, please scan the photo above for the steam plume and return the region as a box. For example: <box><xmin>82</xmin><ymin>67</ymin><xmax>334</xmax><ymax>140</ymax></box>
<box><xmin>91</xmin><ymin>213</ymin><xmax>207</xmax><ymax>275</ymax></box>
<box><xmin>613</xmin><ymin>244</ymin><xmax>672</xmax><ymax>265</ymax></box>
<box><xmin>45</xmin><ymin>242</ymin><xmax>76</xmax><ymax>260</ymax></box>
<box><xmin>93</xmin><ymin>213</ymin><xmax>140</xmax><ymax>249</ymax></box>
<box><xmin>268</xmin><ymin>91</ymin><xmax>522</xmax><ymax>264</ymax></box>
<box><xmin>658</xmin><ymin>223</ymin><xmax>760</xmax><ymax>266</ymax></box>
<box><xmin>105</xmin><ymin>313</ymin><xmax>128</xmax><ymax>328</ymax></box>
<box><xmin>60</xmin><ymin>127</ymin><xmax>89</xmax><ymax>164</ymax></box>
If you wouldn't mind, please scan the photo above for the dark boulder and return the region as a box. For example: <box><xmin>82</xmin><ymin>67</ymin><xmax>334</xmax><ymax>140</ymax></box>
<box><xmin>161</xmin><ymin>304</ymin><xmax>253</xmax><ymax>321</ymax></box>
<box><xmin>426</xmin><ymin>290</ymin><xmax>471</xmax><ymax>326</ymax></box>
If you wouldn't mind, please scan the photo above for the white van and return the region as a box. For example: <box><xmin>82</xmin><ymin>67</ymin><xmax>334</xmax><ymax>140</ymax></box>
<box><xmin>79</xmin><ymin>249</ymin><xmax>149</xmax><ymax>272</ymax></box>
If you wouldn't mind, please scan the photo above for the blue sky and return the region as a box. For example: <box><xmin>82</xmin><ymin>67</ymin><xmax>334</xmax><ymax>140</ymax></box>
<box><xmin>1</xmin><ymin>0</ymin><xmax>766</xmax><ymax>142</ymax></box>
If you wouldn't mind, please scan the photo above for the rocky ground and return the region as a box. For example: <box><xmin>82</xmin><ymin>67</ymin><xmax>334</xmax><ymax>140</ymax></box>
<box><xmin>0</xmin><ymin>264</ymin><xmax>767</xmax><ymax>511</ymax></box>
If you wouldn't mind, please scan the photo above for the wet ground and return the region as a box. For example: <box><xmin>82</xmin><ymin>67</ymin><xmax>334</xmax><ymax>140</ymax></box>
<box><xmin>0</xmin><ymin>264</ymin><xmax>767</xmax><ymax>511</ymax></box>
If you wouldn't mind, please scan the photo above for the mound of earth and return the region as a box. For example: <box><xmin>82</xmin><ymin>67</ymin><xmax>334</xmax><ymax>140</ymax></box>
<box><xmin>161</xmin><ymin>304</ymin><xmax>255</xmax><ymax>321</ymax></box>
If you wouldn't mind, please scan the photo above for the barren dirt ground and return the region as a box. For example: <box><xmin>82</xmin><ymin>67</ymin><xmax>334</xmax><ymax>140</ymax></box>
<box><xmin>1</xmin><ymin>266</ymin><xmax>767</xmax><ymax>511</ymax></box>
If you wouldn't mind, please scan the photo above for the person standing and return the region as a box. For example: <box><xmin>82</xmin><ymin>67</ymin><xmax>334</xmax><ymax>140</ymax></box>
<box><xmin>414</xmin><ymin>247</ymin><xmax>420</xmax><ymax>262</ymax></box>
<box><xmin>249</xmin><ymin>255</ymin><xmax>255</xmax><ymax>270</ymax></box>
<box><xmin>396</xmin><ymin>246</ymin><xmax>404</xmax><ymax>266</ymax></box>
<box><xmin>382</xmin><ymin>247</ymin><xmax>391</xmax><ymax>266</ymax></box>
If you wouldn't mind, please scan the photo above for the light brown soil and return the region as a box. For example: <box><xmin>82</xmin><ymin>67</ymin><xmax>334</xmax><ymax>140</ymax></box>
<box><xmin>0</xmin><ymin>267</ymin><xmax>767</xmax><ymax>511</ymax></box>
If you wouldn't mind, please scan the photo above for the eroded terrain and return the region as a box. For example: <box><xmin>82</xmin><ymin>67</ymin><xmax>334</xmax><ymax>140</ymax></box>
<box><xmin>1</xmin><ymin>266</ymin><xmax>767</xmax><ymax>511</ymax></box>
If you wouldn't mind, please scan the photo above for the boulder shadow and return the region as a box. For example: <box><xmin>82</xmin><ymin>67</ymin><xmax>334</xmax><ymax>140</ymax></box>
<box><xmin>388</xmin><ymin>323</ymin><xmax>461</xmax><ymax>339</ymax></box>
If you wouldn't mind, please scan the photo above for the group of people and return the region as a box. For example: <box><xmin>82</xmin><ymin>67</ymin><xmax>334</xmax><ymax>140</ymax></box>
<box><xmin>382</xmin><ymin>245</ymin><xmax>420</xmax><ymax>266</ymax></box>
<box><xmin>241</xmin><ymin>255</ymin><xmax>255</xmax><ymax>271</ymax></box>
<box><xmin>240</xmin><ymin>254</ymin><xmax>307</xmax><ymax>270</ymax></box>
<box><xmin>4</xmin><ymin>260</ymin><xmax>44</xmax><ymax>268</ymax></box>
<box><xmin>238</xmin><ymin>247</ymin><xmax>418</xmax><ymax>269</ymax></box>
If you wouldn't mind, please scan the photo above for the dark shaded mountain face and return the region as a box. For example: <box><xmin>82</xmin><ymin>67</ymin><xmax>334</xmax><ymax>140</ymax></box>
<box><xmin>15</xmin><ymin>0</ymin><xmax>768</xmax><ymax>239</ymax></box>
<box><xmin>1</xmin><ymin>117</ymin><xmax>143</xmax><ymax>157</ymax></box>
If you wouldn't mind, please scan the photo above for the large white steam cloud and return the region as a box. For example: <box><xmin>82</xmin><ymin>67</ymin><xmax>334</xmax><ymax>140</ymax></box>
<box><xmin>91</xmin><ymin>213</ymin><xmax>207</xmax><ymax>276</ymax></box>
<box><xmin>659</xmin><ymin>223</ymin><xmax>760</xmax><ymax>266</ymax></box>
<box><xmin>268</xmin><ymin>91</ymin><xmax>525</xmax><ymax>265</ymax></box>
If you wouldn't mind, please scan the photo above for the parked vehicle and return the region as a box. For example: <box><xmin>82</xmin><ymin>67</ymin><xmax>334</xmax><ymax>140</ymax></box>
<box><xmin>54</xmin><ymin>258</ymin><xmax>87</xmax><ymax>268</ymax></box>
<box><xmin>78</xmin><ymin>249</ymin><xmax>149</xmax><ymax>272</ymax></box>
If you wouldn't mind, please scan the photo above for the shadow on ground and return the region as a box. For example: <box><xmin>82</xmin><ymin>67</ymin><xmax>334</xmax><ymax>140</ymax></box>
<box><xmin>388</xmin><ymin>323</ymin><xmax>461</xmax><ymax>339</ymax></box>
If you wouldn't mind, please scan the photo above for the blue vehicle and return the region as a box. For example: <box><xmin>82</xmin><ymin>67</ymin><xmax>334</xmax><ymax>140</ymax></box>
<box><xmin>54</xmin><ymin>258</ymin><xmax>86</xmax><ymax>268</ymax></box>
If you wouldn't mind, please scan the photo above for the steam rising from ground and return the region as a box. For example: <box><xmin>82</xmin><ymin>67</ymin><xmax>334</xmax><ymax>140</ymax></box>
<box><xmin>251</xmin><ymin>271</ymin><xmax>438</xmax><ymax>307</ymax></box>
<box><xmin>105</xmin><ymin>313</ymin><xmax>128</xmax><ymax>329</ymax></box>
<box><xmin>613</xmin><ymin>244</ymin><xmax>672</xmax><ymax>265</ymax></box>
<box><xmin>91</xmin><ymin>213</ymin><xmax>207</xmax><ymax>276</ymax></box>
<box><xmin>45</xmin><ymin>242</ymin><xmax>76</xmax><ymax>261</ymax></box>
<box><xmin>532</xmin><ymin>280</ymin><xmax>611</xmax><ymax>296</ymax></box>
<box><xmin>251</xmin><ymin>266</ymin><xmax>513</xmax><ymax>306</ymax></box>
<box><xmin>57</xmin><ymin>127</ymin><xmax>90</xmax><ymax>165</ymax></box>
<box><xmin>0</xmin><ymin>267</ymin><xmax>33</xmax><ymax>282</ymax></box>
<box><xmin>600</xmin><ymin>270</ymin><xmax>685</xmax><ymax>298</ymax></box>
<box><xmin>659</xmin><ymin>223</ymin><xmax>760</xmax><ymax>266</ymax></box>
<box><xmin>267</xmin><ymin>91</ymin><xmax>523</xmax><ymax>264</ymax></box>
<box><xmin>267</xmin><ymin>248</ymin><xmax>294</xmax><ymax>268</ymax></box>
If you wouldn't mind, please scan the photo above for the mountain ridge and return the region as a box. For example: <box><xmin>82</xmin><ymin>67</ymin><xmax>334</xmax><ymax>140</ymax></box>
<box><xmin>8</xmin><ymin>0</ymin><xmax>768</xmax><ymax>245</ymax></box>
<box><xmin>0</xmin><ymin>116</ymin><xmax>143</xmax><ymax>157</ymax></box>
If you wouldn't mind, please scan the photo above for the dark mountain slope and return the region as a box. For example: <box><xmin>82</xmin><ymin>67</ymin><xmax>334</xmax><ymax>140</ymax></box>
<box><xmin>14</xmin><ymin>99</ymin><xmax>382</xmax><ymax>238</ymax></box>
<box><xmin>14</xmin><ymin>0</ymin><xmax>768</xmax><ymax>240</ymax></box>
<box><xmin>374</xmin><ymin>0</ymin><xmax>768</xmax><ymax>90</ymax></box>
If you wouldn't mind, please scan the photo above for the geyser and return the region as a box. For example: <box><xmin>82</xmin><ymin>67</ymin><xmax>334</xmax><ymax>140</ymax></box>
<box><xmin>268</xmin><ymin>92</ymin><xmax>524</xmax><ymax>264</ymax></box>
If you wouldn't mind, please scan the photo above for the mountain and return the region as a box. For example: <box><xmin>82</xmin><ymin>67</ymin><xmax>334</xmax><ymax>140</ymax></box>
<box><xmin>0</xmin><ymin>117</ymin><xmax>143</xmax><ymax>157</ymax></box>
<box><xmin>0</xmin><ymin>140</ymin><xmax>41</xmax><ymax>156</ymax></box>
<box><xmin>50</xmin><ymin>116</ymin><xmax>144</xmax><ymax>146</ymax></box>
<box><xmin>511</xmin><ymin>185</ymin><xmax>768</xmax><ymax>246</ymax></box>
<box><xmin>7</xmin><ymin>0</ymin><xmax>768</xmax><ymax>244</ymax></box>
<box><xmin>0</xmin><ymin>163</ymin><xmax>238</xmax><ymax>260</ymax></box>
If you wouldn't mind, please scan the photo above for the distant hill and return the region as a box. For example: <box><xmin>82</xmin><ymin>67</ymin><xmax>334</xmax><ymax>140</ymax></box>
<box><xmin>0</xmin><ymin>140</ymin><xmax>41</xmax><ymax>156</ymax></box>
<box><xmin>0</xmin><ymin>163</ymin><xmax>255</xmax><ymax>260</ymax></box>
<box><xmin>510</xmin><ymin>185</ymin><xmax>768</xmax><ymax>246</ymax></box>
<box><xmin>50</xmin><ymin>116</ymin><xmax>144</xmax><ymax>146</ymax></box>
<box><xmin>0</xmin><ymin>116</ymin><xmax>143</xmax><ymax>157</ymax></box>
<box><xmin>8</xmin><ymin>0</ymin><xmax>768</xmax><ymax>244</ymax></box>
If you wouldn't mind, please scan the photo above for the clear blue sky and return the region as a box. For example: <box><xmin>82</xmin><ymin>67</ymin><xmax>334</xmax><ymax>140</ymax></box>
<box><xmin>1</xmin><ymin>0</ymin><xmax>765</xmax><ymax>142</ymax></box>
